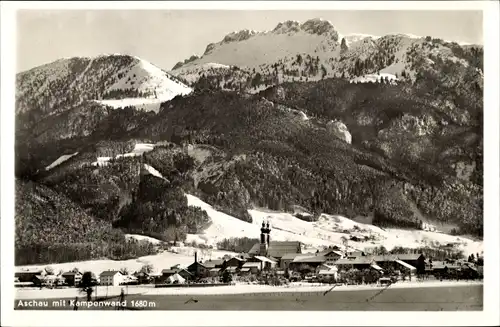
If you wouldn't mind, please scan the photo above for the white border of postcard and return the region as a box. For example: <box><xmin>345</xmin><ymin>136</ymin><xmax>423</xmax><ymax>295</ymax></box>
<box><xmin>1</xmin><ymin>1</ymin><xmax>499</xmax><ymax>326</ymax></box>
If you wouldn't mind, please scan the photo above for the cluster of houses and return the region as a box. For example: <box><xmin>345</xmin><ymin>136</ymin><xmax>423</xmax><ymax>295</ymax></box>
<box><xmin>15</xmin><ymin>222</ymin><xmax>483</xmax><ymax>288</ymax></box>
<box><xmin>158</xmin><ymin>221</ymin><xmax>483</xmax><ymax>283</ymax></box>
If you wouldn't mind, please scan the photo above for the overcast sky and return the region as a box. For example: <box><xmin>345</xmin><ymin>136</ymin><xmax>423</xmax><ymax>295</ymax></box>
<box><xmin>16</xmin><ymin>10</ymin><xmax>483</xmax><ymax>72</ymax></box>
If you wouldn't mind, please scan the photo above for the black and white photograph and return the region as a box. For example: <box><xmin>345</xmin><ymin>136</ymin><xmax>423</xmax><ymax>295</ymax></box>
<box><xmin>1</xmin><ymin>1</ymin><xmax>499</xmax><ymax>326</ymax></box>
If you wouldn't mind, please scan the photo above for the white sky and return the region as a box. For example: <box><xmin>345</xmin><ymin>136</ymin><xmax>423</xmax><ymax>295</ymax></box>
<box><xmin>17</xmin><ymin>10</ymin><xmax>483</xmax><ymax>72</ymax></box>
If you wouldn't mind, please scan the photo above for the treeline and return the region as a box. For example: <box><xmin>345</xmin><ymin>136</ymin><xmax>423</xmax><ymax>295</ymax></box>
<box><xmin>102</xmin><ymin>88</ymin><xmax>154</xmax><ymax>100</ymax></box>
<box><xmin>216</xmin><ymin>237</ymin><xmax>260</xmax><ymax>253</ymax></box>
<box><xmin>367</xmin><ymin>245</ymin><xmax>467</xmax><ymax>261</ymax></box>
<box><xmin>15</xmin><ymin>239</ymin><xmax>157</xmax><ymax>266</ymax></box>
<box><xmin>15</xmin><ymin>179</ymin><xmax>157</xmax><ymax>265</ymax></box>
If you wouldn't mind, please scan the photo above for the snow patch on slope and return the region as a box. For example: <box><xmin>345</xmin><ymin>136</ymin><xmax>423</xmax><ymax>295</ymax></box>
<box><xmin>91</xmin><ymin>143</ymin><xmax>155</xmax><ymax>166</ymax></box>
<box><xmin>143</xmin><ymin>164</ymin><xmax>166</xmax><ymax>180</ymax></box>
<box><xmin>45</xmin><ymin>152</ymin><xmax>78</xmax><ymax>171</ymax></box>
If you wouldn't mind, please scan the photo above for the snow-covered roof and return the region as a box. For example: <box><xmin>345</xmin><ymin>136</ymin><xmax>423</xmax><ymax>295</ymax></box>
<box><xmin>292</xmin><ymin>255</ymin><xmax>327</xmax><ymax>263</ymax></box>
<box><xmin>99</xmin><ymin>270</ymin><xmax>122</xmax><ymax>277</ymax></box>
<box><xmin>395</xmin><ymin>260</ymin><xmax>416</xmax><ymax>270</ymax></box>
<box><xmin>242</xmin><ymin>262</ymin><xmax>261</xmax><ymax>268</ymax></box>
<box><xmin>253</xmin><ymin>256</ymin><xmax>277</xmax><ymax>264</ymax></box>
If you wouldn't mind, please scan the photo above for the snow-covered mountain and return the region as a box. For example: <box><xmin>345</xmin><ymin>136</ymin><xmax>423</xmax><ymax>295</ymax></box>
<box><xmin>16</xmin><ymin>54</ymin><xmax>192</xmax><ymax>125</ymax></box>
<box><xmin>171</xmin><ymin>18</ymin><xmax>482</xmax><ymax>90</ymax></box>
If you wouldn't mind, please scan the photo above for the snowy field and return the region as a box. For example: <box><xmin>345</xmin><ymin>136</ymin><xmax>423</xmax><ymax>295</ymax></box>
<box><xmin>14</xmin><ymin>280</ymin><xmax>483</xmax><ymax>300</ymax></box>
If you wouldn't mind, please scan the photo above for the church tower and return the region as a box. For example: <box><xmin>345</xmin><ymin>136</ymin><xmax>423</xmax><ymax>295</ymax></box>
<box><xmin>259</xmin><ymin>221</ymin><xmax>268</xmax><ymax>256</ymax></box>
<box><xmin>265</xmin><ymin>221</ymin><xmax>271</xmax><ymax>246</ymax></box>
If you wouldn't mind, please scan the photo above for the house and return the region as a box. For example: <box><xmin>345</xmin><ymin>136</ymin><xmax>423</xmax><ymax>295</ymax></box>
<box><xmin>318</xmin><ymin>249</ymin><xmax>343</xmax><ymax>265</ymax></box>
<box><xmin>187</xmin><ymin>261</ymin><xmax>208</xmax><ymax>279</ymax></box>
<box><xmin>99</xmin><ymin>271</ymin><xmax>124</xmax><ymax>286</ymax></box>
<box><xmin>335</xmin><ymin>256</ymin><xmax>375</xmax><ymax>271</ymax></box>
<box><xmin>372</xmin><ymin>255</ymin><xmax>399</xmax><ymax>270</ymax></box>
<box><xmin>239</xmin><ymin>267</ymin><xmax>251</xmax><ymax>275</ymax></box>
<box><xmin>166</xmin><ymin>273</ymin><xmax>186</xmax><ymax>284</ymax></box>
<box><xmin>317</xmin><ymin>264</ymin><xmax>338</xmax><ymax>281</ymax></box>
<box><xmin>122</xmin><ymin>275</ymin><xmax>139</xmax><ymax>285</ymax></box>
<box><xmin>161</xmin><ymin>268</ymin><xmax>192</xmax><ymax>281</ymax></box>
<box><xmin>241</xmin><ymin>262</ymin><xmax>262</xmax><ymax>274</ymax></box>
<box><xmin>346</xmin><ymin>250</ymin><xmax>366</xmax><ymax>259</ymax></box>
<box><xmin>430</xmin><ymin>261</ymin><xmax>461</xmax><ymax>275</ymax></box>
<box><xmin>316</xmin><ymin>263</ymin><xmax>335</xmax><ymax>273</ymax></box>
<box><xmin>61</xmin><ymin>271</ymin><xmax>83</xmax><ymax>286</ymax></box>
<box><xmin>250</xmin><ymin>256</ymin><xmax>278</xmax><ymax>270</ymax></box>
<box><xmin>289</xmin><ymin>255</ymin><xmax>327</xmax><ymax>271</ymax></box>
<box><xmin>225</xmin><ymin>257</ymin><xmax>246</xmax><ymax>269</ymax></box>
<box><xmin>224</xmin><ymin>266</ymin><xmax>239</xmax><ymax>274</ymax></box>
<box><xmin>15</xmin><ymin>270</ymin><xmax>43</xmax><ymax>283</ymax></box>
<box><xmin>133</xmin><ymin>271</ymin><xmax>151</xmax><ymax>284</ymax></box>
<box><xmin>186</xmin><ymin>252</ymin><xmax>209</xmax><ymax>278</ymax></box>
<box><xmin>280</xmin><ymin>253</ymin><xmax>301</xmax><ymax>270</ymax></box>
<box><xmin>208</xmin><ymin>268</ymin><xmax>222</xmax><ymax>277</ymax></box>
<box><xmin>202</xmin><ymin>259</ymin><xmax>225</xmax><ymax>270</ymax></box>
<box><xmin>396</xmin><ymin>254</ymin><xmax>426</xmax><ymax>274</ymax></box>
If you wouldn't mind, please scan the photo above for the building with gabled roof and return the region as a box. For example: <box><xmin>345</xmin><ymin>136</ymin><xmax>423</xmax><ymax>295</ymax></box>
<box><xmin>396</xmin><ymin>253</ymin><xmax>426</xmax><ymax>274</ymax></box>
<box><xmin>250</xmin><ymin>256</ymin><xmax>278</xmax><ymax>270</ymax></box>
<box><xmin>225</xmin><ymin>256</ymin><xmax>246</xmax><ymax>269</ymax></box>
<box><xmin>242</xmin><ymin>261</ymin><xmax>262</xmax><ymax>274</ymax></box>
<box><xmin>289</xmin><ymin>254</ymin><xmax>328</xmax><ymax>271</ymax></box>
<box><xmin>99</xmin><ymin>271</ymin><xmax>124</xmax><ymax>286</ymax></box>
<box><xmin>248</xmin><ymin>241</ymin><xmax>302</xmax><ymax>260</ymax></box>
<box><xmin>335</xmin><ymin>256</ymin><xmax>375</xmax><ymax>271</ymax></box>
<box><xmin>280</xmin><ymin>253</ymin><xmax>301</xmax><ymax>269</ymax></box>
<box><xmin>61</xmin><ymin>271</ymin><xmax>83</xmax><ymax>286</ymax></box>
<box><xmin>202</xmin><ymin>259</ymin><xmax>225</xmax><ymax>270</ymax></box>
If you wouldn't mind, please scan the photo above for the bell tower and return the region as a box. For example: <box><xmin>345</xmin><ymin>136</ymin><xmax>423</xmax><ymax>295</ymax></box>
<box><xmin>259</xmin><ymin>221</ymin><xmax>268</xmax><ymax>256</ymax></box>
<box><xmin>265</xmin><ymin>221</ymin><xmax>271</xmax><ymax>245</ymax></box>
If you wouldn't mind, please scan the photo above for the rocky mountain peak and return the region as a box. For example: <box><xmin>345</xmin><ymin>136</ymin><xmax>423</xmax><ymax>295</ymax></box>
<box><xmin>222</xmin><ymin>29</ymin><xmax>259</xmax><ymax>43</ymax></box>
<box><xmin>272</xmin><ymin>20</ymin><xmax>301</xmax><ymax>34</ymax></box>
<box><xmin>300</xmin><ymin>18</ymin><xmax>338</xmax><ymax>38</ymax></box>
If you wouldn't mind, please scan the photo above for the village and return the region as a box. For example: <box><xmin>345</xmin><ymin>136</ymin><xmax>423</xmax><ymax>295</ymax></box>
<box><xmin>14</xmin><ymin>221</ymin><xmax>483</xmax><ymax>293</ymax></box>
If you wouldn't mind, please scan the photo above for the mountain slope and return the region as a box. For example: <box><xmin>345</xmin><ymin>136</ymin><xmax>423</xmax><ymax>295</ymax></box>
<box><xmin>15</xmin><ymin>179</ymin><xmax>157</xmax><ymax>265</ymax></box>
<box><xmin>16</xmin><ymin>54</ymin><xmax>192</xmax><ymax>132</ymax></box>
<box><xmin>171</xmin><ymin>18</ymin><xmax>482</xmax><ymax>93</ymax></box>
